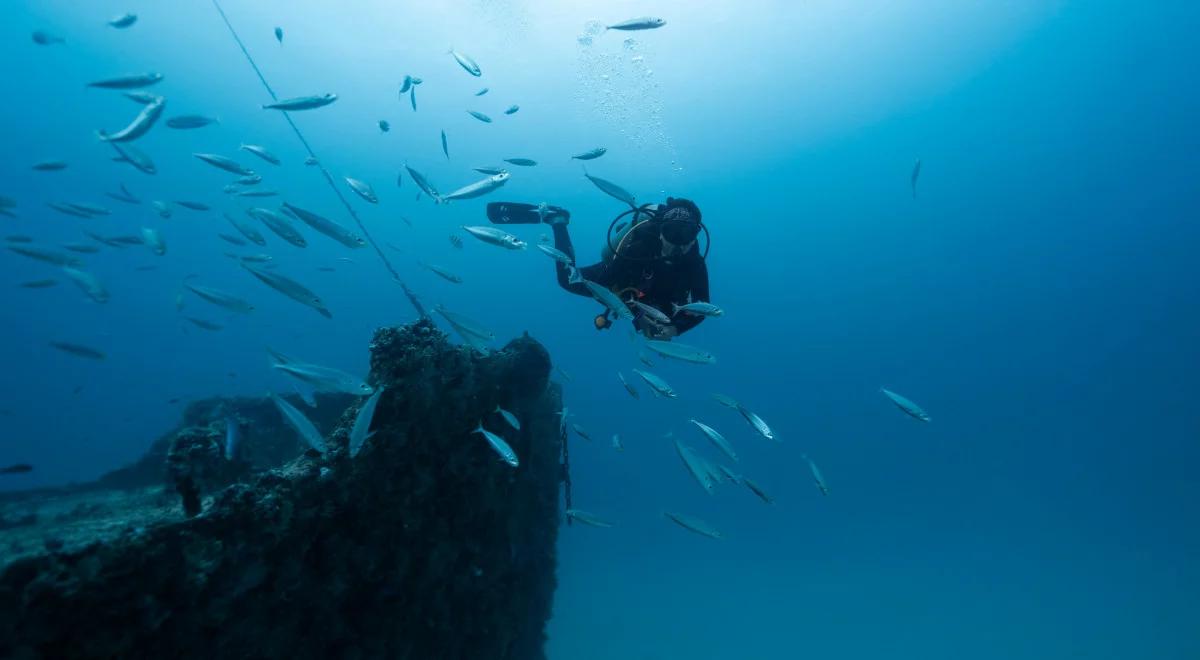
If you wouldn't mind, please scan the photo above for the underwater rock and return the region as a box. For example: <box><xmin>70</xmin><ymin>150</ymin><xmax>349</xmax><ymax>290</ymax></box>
<box><xmin>0</xmin><ymin>319</ymin><xmax>563</xmax><ymax>660</ymax></box>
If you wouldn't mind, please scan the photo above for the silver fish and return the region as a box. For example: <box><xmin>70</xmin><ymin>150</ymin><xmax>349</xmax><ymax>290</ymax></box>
<box><xmin>152</xmin><ymin>201</ymin><xmax>171</xmax><ymax>218</ymax></box>
<box><xmin>536</xmin><ymin>243</ymin><xmax>573</xmax><ymax>265</ymax></box>
<box><xmin>583</xmin><ymin>171</ymin><xmax>636</xmax><ymax>208</ymax></box>
<box><xmin>628</xmin><ymin>298</ymin><xmax>671</xmax><ymax>325</ymax></box>
<box><xmin>467</xmin><ymin>110</ymin><xmax>492</xmax><ymax>123</ymax></box>
<box><xmin>108</xmin><ymin>13</ymin><xmax>137</xmax><ymax>28</ymax></box>
<box><xmin>349</xmin><ymin>388</ymin><xmax>385</xmax><ymax>458</ymax></box>
<box><xmin>399</xmin><ymin>75</ymin><xmax>415</xmax><ymax>94</ymax></box>
<box><xmin>571</xmin><ymin>423</ymin><xmax>592</xmax><ymax>442</ymax></box>
<box><xmin>98</xmin><ymin>95</ymin><xmax>165</xmax><ymax>142</ymax></box>
<box><xmin>62</xmin><ymin>243</ymin><xmax>101</xmax><ymax>254</ymax></box>
<box><xmin>238</xmin><ymin>174</ymin><xmax>262</xmax><ymax>185</ymax></box>
<box><xmin>240</xmin><ymin>144</ymin><xmax>280</xmax><ymax>165</ymax></box>
<box><xmin>474</xmin><ymin>423</ymin><xmax>518</xmax><ymax>467</ymax></box>
<box><xmin>673</xmin><ymin>301</ymin><xmax>723</xmax><ymax>317</ymax></box>
<box><xmin>566</xmin><ymin>509</ymin><xmax>614</xmax><ymax>528</ymax></box>
<box><xmin>378</xmin><ymin>120</ymin><xmax>390</xmax><ymax>133</ymax></box>
<box><xmin>803</xmin><ymin>454</ymin><xmax>829</xmax><ymax>496</ymax></box>
<box><xmin>450</xmin><ymin>49</ymin><xmax>482</xmax><ymax>76</ymax></box>
<box><xmin>617</xmin><ymin>372</ymin><xmax>639</xmax><ymax>399</ymax></box>
<box><xmin>664</xmin><ymin>512</ymin><xmax>722</xmax><ymax>539</ymax></box>
<box><xmin>495</xmin><ymin>405</ymin><xmax>520</xmax><ymax>430</ymax></box>
<box><xmin>247</xmin><ymin>208</ymin><xmax>306</xmax><ymax>247</ymax></box>
<box><xmin>643</xmin><ymin>340</ymin><xmax>715</xmax><ymax>364</ymax></box>
<box><xmin>737</xmin><ymin>406</ymin><xmax>775</xmax><ymax>441</ymax></box>
<box><xmin>237</xmin><ymin>190</ymin><xmax>278</xmax><ymax>197</ymax></box>
<box><xmin>270</xmin><ymin>392</ymin><xmax>326</xmax><ymax>453</ymax></box>
<box><xmin>273</xmin><ymin>361</ymin><xmax>372</xmax><ymax>395</ymax></box>
<box><xmin>473</xmin><ymin>166</ymin><xmax>508</xmax><ymax>176</ymax></box>
<box><xmin>106</xmin><ymin>184</ymin><xmax>140</xmax><ymax>204</ymax></box>
<box><xmin>193</xmin><ymin>153</ymin><xmax>255</xmax><ymax>176</ymax></box>
<box><xmin>123</xmin><ymin>91</ymin><xmax>160</xmax><ymax>104</ymax></box>
<box><xmin>184</xmin><ymin>283</ymin><xmax>254</xmax><ymax>313</ymax></box>
<box><xmin>32</xmin><ymin>160</ymin><xmax>68</xmax><ymax>171</ymax></box>
<box><xmin>262</xmin><ymin>93</ymin><xmax>337</xmax><ymax>111</ymax></box>
<box><xmin>110</xmin><ymin>143</ymin><xmax>156</xmax><ymax>174</ymax></box>
<box><xmin>441</xmin><ymin>130</ymin><xmax>449</xmax><ymax>159</ymax></box>
<box><xmin>224</xmin><ymin>211</ymin><xmax>267</xmax><ymax>246</ymax></box>
<box><xmin>404</xmin><ymin>165</ymin><xmax>440</xmax><ymax>199</ymax></box>
<box><xmin>8</xmin><ymin>245</ymin><xmax>81</xmax><ymax>267</ymax></box>
<box><xmin>140</xmin><ymin>228</ymin><xmax>166</xmax><ymax>255</ymax></box>
<box><xmin>504</xmin><ymin>105</ymin><xmax>519</xmax><ymax>115</ymax></box>
<box><xmin>674</xmin><ymin>440</ymin><xmax>714</xmax><ymax>494</ymax></box>
<box><xmin>503</xmin><ymin>158</ymin><xmax>537</xmax><ymax>167</ymax></box>
<box><xmin>274</xmin><ymin>27</ymin><xmax>283</xmax><ymax>43</ymax></box>
<box><xmin>607</xmin><ymin>17</ymin><xmax>667</xmax><ymax>31</ymax></box>
<box><xmin>241</xmin><ymin>263</ymin><xmax>330</xmax><ymax>318</ymax></box>
<box><xmin>32</xmin><ymin>31</ymin><xmax>64</xmax><ymax>45</ymax></box>
<box><xmin>462</xmin><ymin>225</ymin><xmax>526</xmax><ymax>250</ymax></box>
<box><xmin>47</xmin><ymin>202</ymin><xmax>93</xmax><ymax>218</ymax></box>
<box><xmin>87</xmin><ymin>72</ymin><xmax>163</xmax><ymax>89</ymax></box>
<box><xmin>880</xmin><ymin>387</ymin><xmax>931</xmax><ymax>422</ymax></box>
<box><xmin>185</xmin><ymin>317</ymin><xmax>223</xmax><ymax>331</ymax></box>
<box><xmin>475</xmin><ymin>87</ymin><xmax>489</xmax><ymax>96</ymax></box>
<box><xmin>218</xmin><ymin>233</ymin><xmax>247</xmax><ymax>246</ymax></box>
<box><xmin>62</xmin><ymin>267</ymin><xmax>109</xmax><ymax>303</ymax></box>
<box><xmin>568</xmin><ymin>268</ymin><xmax>632</xmax><ymax>319</ymax></box>
<box><xmin>633</xmin><ymin>369</ymin><xmax>677</xmax><ymax>398</ymax></box>
<box><xmin>689</xmin><ymin>419</ymin><xmax>737</xmax><ymax>462</ymax></box>
<box><xmin>174</xmin><ymin>201</ymin><xmax>210</xmax><ymax>211</ymax></box>
<box><xmin>344</xmin><ymin>177</ymin><xmax>378</xmax><ymax>204</ymax></box>
<box><xmin>434</xmin><ymin>304</ymin><xmax>494</xmax><ymax>343</ymax></box>
<box><xmin>48</xmin><ymin>341</ymin><xmax>105</xmax><ymax>360</ymax></box>
<box><xmin>741</xmin><ymin>477</ymin><xmax>773</xmax><ymax>504</ymax></box>
<box><xmin>419</xmin><ymin>262</ymin><xmax>463</xmax><ymax>284</ymax></box>
<box><xmin>166</xmin><ymin>115</ymin><xmax>219</xmax><ymax>129</ymax></box>
<box><xmin>439</xmin><ymin>172</ymin><xmax>510</xmax><ymax>203</ymax></box>
<box><xmin>281</xmin><ymin>202</ymin><xmax>365</xmax><ymax>249</ymax></box>
<box><xmin>572</xmin><ymin>147</ymin><xmax>607</xmax><ymax>160</ymax></box>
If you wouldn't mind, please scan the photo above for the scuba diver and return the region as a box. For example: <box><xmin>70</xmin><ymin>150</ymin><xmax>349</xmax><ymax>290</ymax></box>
<box><xmin>488</xmin><ymin>197</ymin><xmax>710</xmax><ymax>339</ymax></box>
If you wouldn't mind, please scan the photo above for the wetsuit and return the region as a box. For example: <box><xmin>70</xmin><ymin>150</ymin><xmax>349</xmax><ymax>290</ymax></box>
<box><xmin>551</xmin><ymin>222</ymin><xmax>710</xmax><ymax>336</ymax></box>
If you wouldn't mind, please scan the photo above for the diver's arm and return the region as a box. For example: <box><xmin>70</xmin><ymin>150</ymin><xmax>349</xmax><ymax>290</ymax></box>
<box><xmin>552</xmin><ymin>223</ymin><xmax>606</xmax><ymax>297</ymax></box>
<box><xmin>671</xmin><ymin>259</ymin><xmax>710</xmax><ymax>335</ymax></box>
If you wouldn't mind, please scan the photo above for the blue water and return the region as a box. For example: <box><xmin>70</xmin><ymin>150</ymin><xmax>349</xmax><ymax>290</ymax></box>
<box><xmin>3</xmin><ymin>1</ymin><xmax>1198</xmax><ymax>658</ymax></box>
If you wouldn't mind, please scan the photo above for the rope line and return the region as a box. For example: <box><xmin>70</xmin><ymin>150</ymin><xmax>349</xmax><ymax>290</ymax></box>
<box><xmin>210</xmin><ymin>0</ymin><xmax>427</xmax><ymax>319</ymax></box>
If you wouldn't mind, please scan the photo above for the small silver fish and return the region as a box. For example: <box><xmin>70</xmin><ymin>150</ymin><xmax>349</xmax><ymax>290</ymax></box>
<box><xmin>439</xmin><ymin>172</ymin><xmax>510</xmax><ymax>203</ymax></box>
<box><xmin>663</xmin><ymin>512</ymin><xmax>722</xmax><ymax>539</ymax></box>
<box><xmin>240</xmin><ymin>144</ymin><xmax>280</xmax><ymax>165</ymax></box>
<box><xmin>87</xmin><ymin>72</ymin><xmax>163</xmax><ymax>89</ymax></box>
<box><xmin>108</xmin><ymin>13</ymin><xmax>137</xmax><ymax>28</ymax></box>
<box><xmin>462</xmin><ymin>225</ymin><xmax>526</xmax><ymax>250</ymax></box>
<box><xmin>880</xmin><ymin>387</ymin><xmax>931</xmax><ymax>422</ymax></box>
<box><xmin>504</xmin><ymin>105</ymin><xmax>519</xmax><ymax>115</ymax></box>
<box><xmin>194</xmin><ymin>152</ymin><xmax>254</xmax><ymax>176</ymax></box>
<box><xmin>441</xmin><ymin>130</ymin><xmax>449</xmax><ymax>159</ymax></box>
<box><xmin>379</xmin><ymin>119</ymin><xmax>390</xmax><ymax>133</ymax></box>
<box><xmin>184</xmin><ymin>282</ymin><xmax>254</xmax><ymax>313</ymax></box>
<box><xmin>617</xmin><ymin>372</ymin><xmax>639</xmax><ymax>399</ymax></box>
<box><xmin>450</xmin><ymin>49</ymin><xmax>482</xmax><ymax>76</ymax></box>
<box><xmin>344</xmin><ymin>177</ymin><xmax>378</xmax><ymax>204</ymax></box>
<box><xmin>633</xmin><ymin>369</ymin><xmax>677</xmax><ymax>398</ymax></box>
<box><xmin>803</xmin><ymin>454</ymin><xmax>830</xmax><ymax>496</ymax></box>
<box><xmin>689</xmin><ymin>419</ymin><xmax>737</xmax><ymax>462</ymax></box>
<box><xmin>475</xmin><ymin>87</ymin><xmax>489</xmax><ymax>96</ymax></box>
<box><xmin>536</xmin><ymin>243</ymin><xmax>573</xmax><ymax>265</ymax></box>
<box><xmin>504</xmin><ymin>158</ymin><xmax>537</xmax><ymax>167</ymax></box>
<box><xmin>98</xmin><ymin>95</ymin><xmax>166</xmax><ymax>142</ymax></box>
<box><xmin>62</xmin><ymin>267</ymin><xmax>110</xmax><ymax>303</ymax></box>
<box><xmin>566</xmin><ymin>509</ymin><xmax>614</xmax><ymax>528</ymax></box>
<box><xmin>643</xmin><ymin>340</ymin><xmax>715</xmax><ymax>364</ymax></box>
<box><xmin>474</xmin><ymin>423</ymin><xmax>518</xmax><ymax>467</ymax></box>
<box><xmin>495</xmin><ymin>405</ymin><xmax>520</xmax><ymax>430</ymax></box>
<box><xmin>419</xmin><ymin>262</ymin><xmax>463</xmax><ymax>284</ymax></box>
<box><xmin>275</xmin><ymin>27</ymin><xmax>284</xmax><ymax>43</ymax></box>
<box><xmin>607</xmin><ymin>17</ymin><xmax>667</xmax><ymax>31</ymax></box>
<box><xmin>271</xmin><ymin>393</ymin><xmax>326</xmax><ymax>453</ymax></box>
<box><xmin>166</xmin><ymin>115</ymin><xmax>219</xmax><ymax>129</ymax></box>
<box><xmin>467</xmin><ymin>110</ymin><xmax>493</xmax><ymax>123</ymax></box>
<box><xmin>404</xmin><ymin>165</ymin><xmax>440</xmax><ymax>200</ymax></box>
<box><xmin>349</xmin><ymin>388</ymin><xmax>385</xmax><ymax>458</ymax></box>
<box><xmin>583</xmin><ymin>171</ymin><xmax>636</xmax><ymax>208</ymax></box>
<box><xmin>241</xmin><ymin>263</ymin><xmax>330</xmax><ymax>318</ymax></box>
<box><xmin>140</xmin><ymin>228</ymin><xmax>166</xmax><ymax>256</ymax></box>
<box><xmin>273</xmin><ymin>361</ymin><xmax>372</xmax><ymax>395</ymax></box>
<box><xmin>262</xmin><ymin>93</ymin><xmax>337</xmax><ymax>111</ymax></box>
<box><xmin>572</xmin><ymin>147</ymin><xmax>607</xmax><ymax>161</ymax></box>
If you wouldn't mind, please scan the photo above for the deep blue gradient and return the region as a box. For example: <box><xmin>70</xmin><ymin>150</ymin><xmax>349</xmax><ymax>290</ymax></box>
<box><xmin>1</xmin><ymin>1</ymin><xmax>1197</xmax><ymax>658</ymax></box>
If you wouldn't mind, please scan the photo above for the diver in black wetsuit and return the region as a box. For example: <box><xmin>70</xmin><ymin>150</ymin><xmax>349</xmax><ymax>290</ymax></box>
<box><xmin>545</xmin><ymin>197</ymin><xmax>710</xmax><ymax>339</ymax></box>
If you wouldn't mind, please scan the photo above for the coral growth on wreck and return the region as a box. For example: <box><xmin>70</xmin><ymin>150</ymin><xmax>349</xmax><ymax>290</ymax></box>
<box><xmin>0</xmin><ymin>320</ymin><xmax>564</xmax><ymax>660</ymax></box>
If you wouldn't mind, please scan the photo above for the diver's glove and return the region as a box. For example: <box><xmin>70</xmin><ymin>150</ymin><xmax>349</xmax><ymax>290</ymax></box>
<box><xmin>538</xmin><ymin>203</ymin><xmax>570</xmax><ymax>226</ymax></box>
